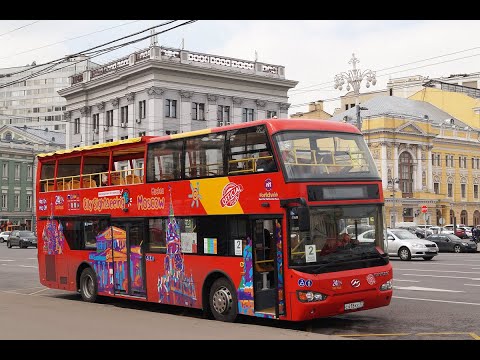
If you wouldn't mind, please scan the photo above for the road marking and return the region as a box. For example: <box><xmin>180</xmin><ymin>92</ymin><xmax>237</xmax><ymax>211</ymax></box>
<box><xmin>472</xmin><ymin>268</ymin><xmax>480</xmax><ymax>270</ymax></box>
<box><xmin>335</xmin><ymin>333</ymin><xmax>410</xmax><ymax>337</ymax></box>
<box><xmin>394</xmin><ymin>296</ymin><xmax>480</xmax><ymax>306</ymax></box>
<box><xmin>393</xmin><ymin>286</ymin><xmax>463</xmax><ymax>293</ymax></box>
<box><xmin>394</xmin><ymin>279</ymin><xmax>420</xmax><ymax>282</ymax></box>
<box><xmin>0</xmin><ymin>259</ymin><xmax>15</xmax><ymax>261</ymax></box>
<box><xmin>1</xmin><ymin>286</ymin><xmax>44</xmax><ymax>292</ymax></box>
<box><xmin>399</xmin><ymin>268</ymin><xmax>480</xmax><ymax>275</ymax></box>
<box><xmin>470</xmin><ymin>333</ymin><xmax>480</xmax><ymax>340</ymax></box>
<box><xmin>19</xmin><ymin>265</ymin><xmax>37</xmax><ymax>268</ymax></box>
<box><xmin>28</xmin><ymin>288</ymin><xmax>48</xmax><ymax>295</ymax></box>
<box><xmin>402</xmin><ymin>273</ymin><xmax>480</xmax><ymax>280</ymax></box>
<box><xmin>464</xmin><ymin>284</ymin><xmax>480</xmax><ymax>287</ymax></box>
<box><xmin>27</xmin><ymin>257</ymin><xmax>37</xmax><ymax>260</ymax></box>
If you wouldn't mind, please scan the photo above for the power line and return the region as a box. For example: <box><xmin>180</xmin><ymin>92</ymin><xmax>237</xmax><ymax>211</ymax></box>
<box><xmin>0</xmin><ymin>21</ymin><xmax>40</xmax><ymax>38</ymax></box>
<box><xmin>0</xmin><ymin>20</ymin><xmax>141</xmax><ymax>62</ymax></box>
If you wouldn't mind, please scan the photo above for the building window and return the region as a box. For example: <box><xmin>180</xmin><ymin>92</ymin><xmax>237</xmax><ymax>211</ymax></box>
<box><xmin>4</xmin><ymin>132</ymin><xmax>12</xmax><ymax>141</ymax></box>
<box><xmin>461</xmin><ymin>183</ymin><xmax>466</xmax><ymax>198</ymax></box>
<box><xmin>267</xmin><ymin>110</ymin><xmax>277</xmax><ymax>118</ymax></box>
<box><xmin>121</xmin><ymin>106</ymin><xmax>128</xmax><ymax>124</ymax></box>
<box><xmin>74</xmin><ymin>118</ymin><xmax>80</xmax><ymax>134</ymax></box>
<box><xmin>2</xmin><ymin>163</ymin><xmax>7</xmax><ymax>177</ymax></box>
<box><xmin>448</xmin><ymin>183</ymin><xmax>453</xmax><ymax>197</ymax></box>
<box><xmin>165</xmin><ymin>99</ymin><xmax>177</xmax><ymax>118</ymax></box>
<box><xmin>165</xmin><ymin>130</ymin><xmax>178</xmax><ymax>135</ymax></box>
<box><xmin>139</xmin><ymin>131</ymin><xmax>146</xmax><ymax>137</ymax></box>
<box><xmin>434</xmin><ymin>182</ymin><xmax>440</xmax><ymax>195</ymax></box>
<box><xmin>217</xmin><ymin>105</ymin><xmax>230</xmax><ymax>126</ymax></box>
<box><xmin>399</xmin><ymin>152</ymin><xmax>413</xmax><ymax>196</ymax></box>
<box><xmin>1</xmin><ymin>194</ymin><xmax>6</xmax><ymax>208</ymax></box>
<box><xmin>472</xmin><ymin>158</ymin><xmax>475</xmax><ymax>169</ymax></box>
<box><xmin>120</xmin><ymin>136</ymin><xmax>128</xmax><ymax>140</ymax></box>
<box><xmin>459</xmin><ymin>156</ymin><xmax>463</xmax><ymax>168</ymax></box>
<box><xmin>92</xmin><ymin>113</ymin><xmax>99</xmax><ymax>130</ymax></box>
<box><xmin>139</xmin><ymin>100</ymin><xmax>146</xmax><ymax>119</ymax></box>
<box><xmin>242</xmin><ymin>108</ymin><xmax>254</xmax><ymax>122</ymax></box>
<box><xmin>436</xmin><ymin>154</ymin><xmax>441</xmax><ymax>166</ymax></box>
<box><xmin>461</xmin><ymin>210</ymin><xmax>468</xmax><ymax>225</ymax></box>
<box><xmin>192</xmin><ymin>102</ymin><xmax>205</xmax><ymax>120</ymax></box>
<box><xmin>92</xmin><ymin>141</ymin><xmax>99</xmax><ymax>145</ymax></box>
<box><xmin>463</xmin><ymin>157</ymin><xmax>467</xmax><ymax>169</ymax></box>
<box><xmin>14</xmin><ymin>195</ymin><xmax>19</xmax><ymax>208</ymax></box>
<box><xmin>14</xmin><ymin>164</ymin><xmax>20</xmax><ymax>179</ymax></box>
<box><xmin>106</xmin><ymin>139</ymin><xmax>113</xmax><ymax>143</ymax></box>
<box><xmin>432</xmin><ymin>153</ymin><xmax>435</xmax><ymax>166</ymax></box>
<box><xmin>26</xmin><ymin>195</ymin><xmax>32</xmax><ymax>209</ymax></box>
<box><xmin>106</xmin><ymin>110</ymin><xmax>113</xmax><ymax>127</ymax></box>
<box><xmin>475</xmin><ymin>184</ymin><xmax>479</xmax><ymax>199</ymax></box>
<box><xmin>27</xmin><ymin>165</ymin><xmax>32</xmax><ymax>178</ymax></box>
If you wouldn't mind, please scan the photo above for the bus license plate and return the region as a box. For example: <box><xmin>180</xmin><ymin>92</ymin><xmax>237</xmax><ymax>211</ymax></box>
<box><xmin>344</xmin><ymin>301</ymin><xmax>364</xmax><ymax>311</ymax></box>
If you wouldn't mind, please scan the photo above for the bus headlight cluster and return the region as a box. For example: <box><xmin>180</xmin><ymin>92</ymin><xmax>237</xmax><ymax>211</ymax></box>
<box><xmin>380</xmin><ymin>280</ymin><xmax>393</xmax><ymax>291</ymax></box>
<box><xmin>297</xmin><ymin>290</ymin><xmax>327</xmax><ymax>302</ymax></box>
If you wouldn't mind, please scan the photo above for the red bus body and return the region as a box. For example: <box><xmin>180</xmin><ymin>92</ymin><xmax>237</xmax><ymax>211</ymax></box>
<box><xmin>36</xmin><ymin>119</ymin><xmax>392</xmax><ymax>322</ymax></box>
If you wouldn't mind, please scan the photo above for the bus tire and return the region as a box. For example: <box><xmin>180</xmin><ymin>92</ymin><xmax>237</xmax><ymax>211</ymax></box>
<box><xmin>79</xmin><ymin>267</ymin><xmax>98</xmax><ymax>303</ymax></box>
<box><xmin>209</xmin><ymin>277</ymin><xmax>238</xmax><ymax>322</ymax></box>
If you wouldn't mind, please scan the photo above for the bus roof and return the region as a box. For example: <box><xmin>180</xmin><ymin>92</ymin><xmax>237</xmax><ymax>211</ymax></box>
<box><xmin>145</xmin><ymin>118</ymin><xmax>361</xmax><ymax>144</ymax></box>
<box><xmin>36</xmin><ymin>136</ymin><xmax>155</xmax><ymax>159</ymax></box>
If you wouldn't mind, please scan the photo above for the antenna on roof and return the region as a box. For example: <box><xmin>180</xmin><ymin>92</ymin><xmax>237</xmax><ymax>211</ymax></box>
<box><xmin>150</xmin><ymin>29</ymin><xmax>158</xmax><ymax>47</ymax></box>
<box><xmin>255</xmin><ymin>50</ymin><xmax>258</xmax><ymax>62</ymax></box>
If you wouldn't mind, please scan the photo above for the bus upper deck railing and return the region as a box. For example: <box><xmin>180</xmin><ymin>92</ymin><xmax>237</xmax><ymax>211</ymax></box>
<box><xmin>40</xmin><ymin>167</ymin><xmax>144</xmax><ymax>192</ymax></box>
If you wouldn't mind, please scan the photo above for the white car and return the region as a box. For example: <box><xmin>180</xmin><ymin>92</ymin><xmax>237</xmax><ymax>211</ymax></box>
<box><xmin>0</xmin><ymin>231</ymin><xmax>11</xmax><ymax>243</ymax></box>
<box><xmin>358</xmin><ymin>229</ymin><xmax>439</xmax><ymax>261</ymax></box>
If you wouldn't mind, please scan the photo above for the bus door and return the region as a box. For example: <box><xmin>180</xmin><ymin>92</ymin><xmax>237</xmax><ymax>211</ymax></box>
<box><xmin>110</xmin><ymin>220</ymin><xmax>146</xmax><ymax>297</ymax></box>
<box><xmin>252</xmin><ymin>218</ymin><xmax>284</xmax><ymax>317</ymax></box>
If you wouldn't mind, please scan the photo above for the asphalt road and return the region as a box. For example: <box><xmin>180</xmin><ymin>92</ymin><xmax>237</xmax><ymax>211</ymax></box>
<box><xmin>1</xmin><ymin>244</ymin><xmax>479</xmax><ymax>340</ymax></box>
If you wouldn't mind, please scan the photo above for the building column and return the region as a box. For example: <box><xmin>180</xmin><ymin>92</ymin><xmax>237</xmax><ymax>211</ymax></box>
<box><xmin>393</xmin><ymin>143</ymin><xmax>399</xmax><ymax>180</ymax></box>
<box><xmin>111</xmin><ymin>98</ymin><xmax>120</xmax><ymax>141</ymax></box>
<box><xmin>206</xmin><ymin>94</ymin><xmax>218</xmax><ymax>129</ymax></box>
<box><xmin>180</xmin><ymin>91</ymin><xmax>192</xmax><ymax>133</ymax></box>
<box><xmin>381</xmin><ymin>142</ymin><xmax>388</xmax><ymax>188</ymax></box>
<box><xmin>427</xmin><ymin>145</ymin><xmax>433</xmax><ymax>192</ymax></box>
<box><xmin>96</xmin><ymin>102</ymin><xmax>105</xmax><ymax>144</ymax></box>
<box><xmin>126</xmin><ymin>92</ymin><xmax>135</xmax><ymax>139</ymax></box>
<box><xmin>64</xmin><ymin>111</ymin><xmax>72</xmax><ymax>148</ymax></box>
<box><xmin>416</xmin><ymin>145</ymin><xmax>423</xmax><ymax>192</ymax></box>
<box><xmin>147</xmin><ymin>86</ymin><xmax>164</xmax><ymax>136</ymax></box>
<box><xmin>256</xmin><ymin>100</ymin><xmax>266</xmax><ymax>120</ymax></box>
<box><xmin>232</xmin><ymin>97</ymin><xmax>244</xmax><ymax>125</ymax></box>
<box><xmin>279</xmin><ymin>103</ymin><xmax>290</xmax><ymax>119</ymax></box>
<box><xmin>80</xmin><ymin>106</ymin><xmax>91</xmax><ymax>146</ymax></box>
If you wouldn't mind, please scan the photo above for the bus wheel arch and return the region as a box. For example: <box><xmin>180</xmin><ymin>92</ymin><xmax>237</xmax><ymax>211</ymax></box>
<box><xmin>202</xmin><ymin>271</ymin><xmax>238</xmax><ymax>322</ymax></box>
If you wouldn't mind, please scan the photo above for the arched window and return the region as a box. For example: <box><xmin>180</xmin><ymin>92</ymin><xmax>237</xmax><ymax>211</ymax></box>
<box><xmin>399</xmin><ymin>152</ymin><xmax>414</xmax><ymax>197</ymax></box>
<box><xmin>4</xmin><ymin>132</ymin><xmax>12</xmax><ymax>141</ymax></box>
<box><xmin>450</xmin><ymin>209</ymin><xmax>455</xmax><ymax>225</ymax></box>
<box><xmin>460</xmin><ymin>210</ymin><xmax>468</xmax><ymax>225</ymax></box>
<box><xmin>474</xmin><ymin>210</ymin><xmax>480</xmax><ymax>226</ymax></box>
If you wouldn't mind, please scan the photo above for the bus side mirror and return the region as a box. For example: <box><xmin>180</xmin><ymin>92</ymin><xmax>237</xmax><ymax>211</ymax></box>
<box><xmin>297</xmin><ymin>207</ymin><xmax>310</xmax><ymax>232</ymax></box>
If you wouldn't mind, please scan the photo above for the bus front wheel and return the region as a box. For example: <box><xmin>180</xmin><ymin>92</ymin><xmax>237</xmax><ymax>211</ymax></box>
<box><xmin>209</xmin><ymin>278</ymin><xmax>238</xmax><ymax>322</ymax></box>
<box><xmin>79</xmin><ymin>267</ymin><xmax>98</xmax><ymax>303</ymax></box>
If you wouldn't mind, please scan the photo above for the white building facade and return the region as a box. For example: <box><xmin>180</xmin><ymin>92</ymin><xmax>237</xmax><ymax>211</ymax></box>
<box><xmin>59</xmin><ymin>47</ymin><xmax>297</xmax><ymax>148</ymax></box>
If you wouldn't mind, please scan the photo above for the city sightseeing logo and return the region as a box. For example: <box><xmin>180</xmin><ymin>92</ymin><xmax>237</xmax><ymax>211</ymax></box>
<box><xmin>220</xmin><ymin>182</ymin><xmax>243</xmax><ymax>207</ymax></box>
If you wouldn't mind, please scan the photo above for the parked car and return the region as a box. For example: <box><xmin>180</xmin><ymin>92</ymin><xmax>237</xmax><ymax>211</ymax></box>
<box><xmin>341</xmin><ymin>224</ymin><xmax>374</xmax><ymax>240</ymax></box>
<box><xmin>0</xmin><ymin>231</ymin><xmax>11</xmax><ymax>243</ymax></box>
<box><xmin>358</xmin><ymin>228</ymin><xmax>439</xmax><ymax>261</ymax></box>
<box><xmin>426</xmin><ymin>234</ymin><xmax>478</xmax><ymax>253</ymax></box>
<box><xmin>7</xmin><ymin>230</ymin><xmax>37</xmax><ymax>249</ymax></box>
<box><xmin>459</xmin><ymin>226</ymin><xmax>473</xmax><ymax>238</ymax></box>
<box><xmin>443</xmin><ymin>224</ymin><xmax>467</xmax><ymax>238</ymax></box>
<box><xmin>413</xmin><ymin>227</ymin><xmax>434</xmax><ymax>239</ymax></box>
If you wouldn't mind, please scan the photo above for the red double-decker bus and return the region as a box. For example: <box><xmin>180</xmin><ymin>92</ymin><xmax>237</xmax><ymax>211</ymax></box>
<box><xmin>36</xmin><ymin>119</ymin><xmax>392</xmax><ymax>322</ymax></box>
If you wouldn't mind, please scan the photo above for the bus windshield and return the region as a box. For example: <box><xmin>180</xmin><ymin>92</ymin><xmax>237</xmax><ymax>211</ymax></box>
<box><xmin>274</xmin><ymin>131</ymin><xmax>379</xmax><ymax>181</ymax></box>
<box><xmin>289</xmin><ymin>204</ymin><xmax>387</xmax><ymax>274</ymax></box>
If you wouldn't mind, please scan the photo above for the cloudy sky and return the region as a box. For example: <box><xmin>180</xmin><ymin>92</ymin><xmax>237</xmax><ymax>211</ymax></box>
<box><xmin>2</xmin><ymin>20</ymin><xmax>480</xmax><ymax>114</ymax></box>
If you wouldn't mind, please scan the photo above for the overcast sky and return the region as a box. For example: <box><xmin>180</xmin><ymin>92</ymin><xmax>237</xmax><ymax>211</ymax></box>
<box><xmin>2</xmin><ymin>20</ymin><xmax>480</xmax><ymax>114</ymax></box>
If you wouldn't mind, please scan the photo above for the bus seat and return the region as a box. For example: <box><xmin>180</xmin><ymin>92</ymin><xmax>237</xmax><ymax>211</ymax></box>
<box><xmin>67</xmin><ymin>179</ymin><xmax>81</xmax><ymax>189</ymax></box>
<box><xmin>125</xmin><ymin>174</ymin><xmax>142</xmax><ymax>184</ymax></box>
<box><xmin>110</xmin><ymin>172</ymin><xmax>125</xmax><ymax>185</ymax></box>
<box><xmin>56</xmin><ymin>180</ymin><xmax>67</xmax><ymax>191</ymax></box>
<box><xmin>82</xmin><ymin>178</ymin><xmax>97</xmax><ymax>188</ymax></box>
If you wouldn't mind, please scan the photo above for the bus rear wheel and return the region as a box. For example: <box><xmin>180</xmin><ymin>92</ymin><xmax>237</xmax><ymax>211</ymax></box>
<box><xmin>79</xmin><ymin>267</ymin><xmax>98</xmax><ymax>303</ymax></box>
<box><xmin>209</xmin><ymin>278</ymin><xmax>238</xmax><ymax>322</ymax></box>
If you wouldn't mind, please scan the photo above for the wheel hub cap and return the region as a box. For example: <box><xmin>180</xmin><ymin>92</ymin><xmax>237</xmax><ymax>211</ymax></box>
<box><xmin>212</xmin><ymin>286</ymin><xmax>232</xmax><ymax>314</ymax></box>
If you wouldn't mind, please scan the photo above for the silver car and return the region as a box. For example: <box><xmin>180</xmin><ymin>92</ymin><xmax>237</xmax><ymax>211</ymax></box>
<box><xmin>358</xmin><ymin>229</ymin><xmax>439</xmax><ymax>260</ymax></box>
<box><xmin>387</xmin><ymin>229</ymin><xmax>439</xmax><ymax>261</ymax></box>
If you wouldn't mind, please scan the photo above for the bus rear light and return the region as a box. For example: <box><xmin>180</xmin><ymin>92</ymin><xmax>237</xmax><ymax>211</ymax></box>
<box><xmin>297</xmin><ymin>290</ymin><xmax>327</xmax><ymax>302</ymax></box>
<box><xmin>380</xmin><ymin>280</ymin><xmax>392</xmax><ymax>291</ymax></box>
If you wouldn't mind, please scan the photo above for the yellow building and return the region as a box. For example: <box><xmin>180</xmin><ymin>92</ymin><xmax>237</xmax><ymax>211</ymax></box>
<box><xmin>331</xmin><ymin>95</ymin><xmax>480</xmax><ymax>227</ymax></box>
<box><xmin>290</xmin><ymin>100</ymin><xmax>332</xmax><ymax>119</ymax></box>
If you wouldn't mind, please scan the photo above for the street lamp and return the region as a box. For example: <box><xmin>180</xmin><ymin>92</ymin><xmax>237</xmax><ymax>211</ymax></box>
<box><xmin>334</xmin><ymin>53</ymin><xmax>377</xmax><ymax>130</ymax></box>
<box><xmin>388</xmin><ymin>178</ymin><xmax>400</xmax><ymax>228</ymax></box>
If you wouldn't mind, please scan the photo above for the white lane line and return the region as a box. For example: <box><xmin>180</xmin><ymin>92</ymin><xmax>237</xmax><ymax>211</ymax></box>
<box><xmin>399</xmin><ymin>268</ymin><xmax>480</xmax><ymax>275</ymax></box>
<box><xmin>27</xmin><ymin>257</ymin><xmax>37</xmax><ymax>260</ymax></box>
<box><xmin>393</xmin><ymin>286</ymin><xmax>463</xmax><ymax>293</ymax></box>
<box><xmin>473</xmin><ymin>268</ymin><xmax>480</xmax><ymax>270</ymax></box>
<box><xmin>464</xmin><ymin>284</ymin><xmax>480</xmax><ymax>287</ymax></box>
<box><xmin>28</xmin><ymin>288</ymin><xmax>48</xmax><ymax>295</ymax></box>
<box><xmin>402</xmin><ymin>273</ymin><xmax>480</xmax><ymax>280</ymax></box>
<box><xmin>394</xmin><ymin>279</ymin><xmax>420</xmax><ymax>282</ymax></box>
<box><xmin>1</xmin><ymin>286</ymin><xmax>44</xmax><ymax>292</ymax></box>
<box><xmin>393</xmin><ymin>296</ymin><xmax>480</xmax><ymax>306</ymax></box>
<box><xmin>0</xmin><ymin>259</ymin><xmax>15</xmax><ymax>262</ymax></box>
<box><xmin>1</xmin><ymin>264</ymin><xmax>37</xmax><ymax>268</ymax></box>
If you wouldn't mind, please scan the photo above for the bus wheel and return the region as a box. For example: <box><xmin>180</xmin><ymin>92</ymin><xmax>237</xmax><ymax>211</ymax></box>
<box><xmin>209</xmin><ymin>278</ymin><xmax>238</xmax><ymax>322</ymax></box>
<box><xmin>79</xmin><ymin>267</ymin><xmax>98</xmax><ymax>303</ymax></box>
